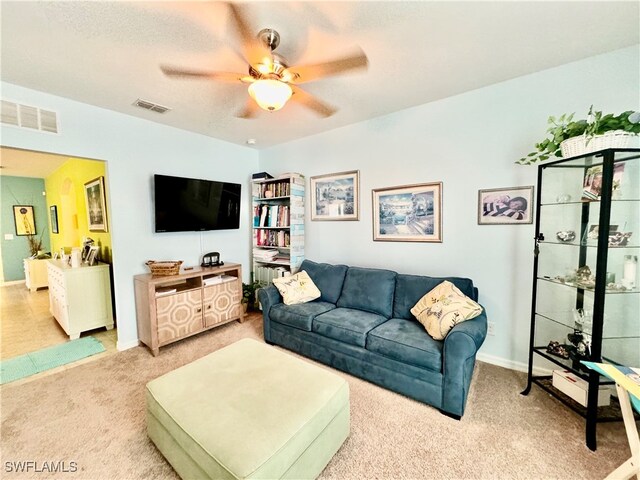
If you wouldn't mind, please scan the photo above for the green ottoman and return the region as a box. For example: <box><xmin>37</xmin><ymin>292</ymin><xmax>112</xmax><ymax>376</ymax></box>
<box><xmin>146</xmin><ymin>338</ymin><xmax>350</xmax><ymax>479</ymax></box>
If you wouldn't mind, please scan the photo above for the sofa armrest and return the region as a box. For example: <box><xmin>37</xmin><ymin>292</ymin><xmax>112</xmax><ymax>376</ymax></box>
<box><xmin>257</xmin><ymin>285</ymin><xmax>282</xmax><ymax>343</ymax></box>
<box><xmin>441</xmin><ymin>309</ymin><xmax>488</xmax><ymax>417</ymax></box>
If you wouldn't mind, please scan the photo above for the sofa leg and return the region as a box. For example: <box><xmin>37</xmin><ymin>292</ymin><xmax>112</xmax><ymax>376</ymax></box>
<box><xmin>440</xmin><ymin>410</ymin><xmax>461</xmax><ymax>421</ymax></box>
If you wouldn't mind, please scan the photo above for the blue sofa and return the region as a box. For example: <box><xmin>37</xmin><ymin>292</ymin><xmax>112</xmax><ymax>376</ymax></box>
<box><xmin>258</xmin><ymin>260</ymin><xmax>487</xmax><ymax>418</ymax></box>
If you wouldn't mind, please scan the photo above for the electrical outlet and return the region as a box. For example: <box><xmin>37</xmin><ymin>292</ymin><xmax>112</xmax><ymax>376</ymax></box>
<box><xmin>487</xmin><ymin>322</ymin><xmax>496</xmax><ymax>336</ymax></box>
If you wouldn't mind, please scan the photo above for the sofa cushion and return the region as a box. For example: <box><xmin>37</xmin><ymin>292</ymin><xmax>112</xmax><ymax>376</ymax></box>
<box><xmin>337</xmin><ymin>267</ymin><xmax>396</xmax><ymax>318</ymax></box>
<box><xmin>270</xmin><ymin>301</ymin><xmax>337</xmax><ymax>332</ymax></box>
<box><xmin>313</xmin><ymin>308</ymin><xmax>388</xmax><ymax>348</ymax></box>
<box><xmin>272</xmin><ymin>271</ymin><xmax>321</xmax><ymax>305</ymax></box>
<box><xmin>411</xmin><ymin>281</ymin><xmax>483</xmax><ymax>340</ymax></box>
<box><xmin>301</xmin><ymin>260</ymin><xmax>348</xmax><ymax>304</ymax></box>
<box><xmin>393</xmin><ymin>274</ymin><xmax>477</xmax><ymax>320</ymax></box>
<box><xmin>367</xmin><ymin>318</ymin><xmax>443</xmax><ymax>372</ymax></box>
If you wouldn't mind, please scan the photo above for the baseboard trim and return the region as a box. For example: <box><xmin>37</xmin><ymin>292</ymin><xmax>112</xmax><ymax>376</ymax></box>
<box><xmin>116</xmin><ymin>339</ymin><xmax>140</xmax><ymax>351</ymax></box>
<box><xmin>477</xmin><ymin>352</ymin><xmax>551</xmax><ymax>376</ymax></box>
<box><xmin>1</xmin><ymin>280</ymin><xmax>26</xmax><ymax>287</ymax></box>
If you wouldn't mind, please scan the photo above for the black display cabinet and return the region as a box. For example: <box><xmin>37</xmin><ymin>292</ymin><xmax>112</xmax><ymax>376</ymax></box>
<box><xmin>521</xmin><ymin>148</ymin><xmax>640</xmax><ymax>451</ymax></box>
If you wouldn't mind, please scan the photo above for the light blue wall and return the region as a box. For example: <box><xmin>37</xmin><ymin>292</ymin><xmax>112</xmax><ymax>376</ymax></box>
<box><xmin>1</xmin><ymin>83</ymin><xmax>259</xmax><ymax>350</ymax></box>
<box><xmin>3</xmin><ymin>45</ymin><xmax>637</xmax><ymax>367</ymax></box>
<box><xmin>1</xmin><ymin>176</ymin><xmax>51</xmax><ymax>281</ymax></box>
<box><xmin>259</xmin><ymin>45</ymin><xmax>640</xmax><ymax>370</ymax></box>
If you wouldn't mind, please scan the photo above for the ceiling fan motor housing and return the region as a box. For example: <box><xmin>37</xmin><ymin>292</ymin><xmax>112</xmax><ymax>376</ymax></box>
<box><xmin>258</xmin><ymin>28</ymin><xmax>280</xmax><ymax>51</ymax></box>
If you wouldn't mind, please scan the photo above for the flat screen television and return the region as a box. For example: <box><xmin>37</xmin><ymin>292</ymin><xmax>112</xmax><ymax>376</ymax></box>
<box><xmin>154</xmin><ymin>174</ymin><xmax>241</xmax><ymax>233</ymax></box>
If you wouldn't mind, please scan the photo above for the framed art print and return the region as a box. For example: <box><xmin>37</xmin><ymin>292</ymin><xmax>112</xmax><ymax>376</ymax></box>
<box><xmin>50</xmin><ymin>205</ymin><xmax>59</xmax><ymax>234</ymax></box>
<box><xmin>372</xmin><ymin>182</ymin><xmax>442</xmax><ymax>242</ymax></box>
<box><xmin>13</xmin><ymin>205</ymin><xmax>36</xmax><ymax>236</ymax></box>
<box><xmin>478</xmin><ymin>186</ymin><xmax>534</xmax><ymax>225</ymax></box>
<box><xmin>84</xmin><ymin>176</ymin><xmax>108</xmax><ymax>232</ymax></box>
<box><xmin>310</xmin><ymin>170</ymin><xmax>359</xmax><ymax>221</ymax></box>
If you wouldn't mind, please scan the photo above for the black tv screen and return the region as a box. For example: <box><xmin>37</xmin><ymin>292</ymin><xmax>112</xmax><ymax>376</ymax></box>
<box><xmin>154</xmin><ymin>174</ymin><xmax>241</xmax><ymax>232</ymax></box>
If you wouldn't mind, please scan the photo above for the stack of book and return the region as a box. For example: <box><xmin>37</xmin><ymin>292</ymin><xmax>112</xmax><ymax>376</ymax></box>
<box><xmin>203</xmin><ymin>275</ymin><xmax>236</xmax><ymax>287</ymax></box>
<box><xmin>253</xmin><ymin>248</ymin><xmax>278</xmax><ymax>262</ymax></box>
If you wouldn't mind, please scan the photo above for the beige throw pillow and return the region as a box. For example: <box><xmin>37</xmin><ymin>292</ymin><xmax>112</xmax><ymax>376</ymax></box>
<box><xmin>272</xmin><ymin>271</ymin><xmax>321</xmax><ymax>305</ymax></box>
<box><xmin>410</xmin><ymin>281</ymin><xmax>483</xmax><ymax>340</ymax></box>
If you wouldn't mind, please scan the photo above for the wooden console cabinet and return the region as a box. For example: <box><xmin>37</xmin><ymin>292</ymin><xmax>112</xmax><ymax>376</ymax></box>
<box><xmin>47</xmin><ymin>259</ymin><xmax>114</xmax><ymax>339</ymax></box>
<box><xmin>134</xmin><ymin>263</ymin><xmax>244</xmax><ymax>356</ymax></box>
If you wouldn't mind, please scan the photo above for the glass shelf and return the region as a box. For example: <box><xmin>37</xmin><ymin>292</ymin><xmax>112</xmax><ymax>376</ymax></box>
<box><xmin>539</xmin><ymin>241</ymin><xmax>640</xmax><ymax>249</ymax></box>
<box><xmin>537</xmin><ymin>276</ymin><xmax>639</xmax><ymax>294</ymax></box>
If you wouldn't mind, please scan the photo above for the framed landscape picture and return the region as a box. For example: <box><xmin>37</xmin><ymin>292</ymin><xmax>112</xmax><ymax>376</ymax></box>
<box><xmin>372</xmin><ymin>182</ymin><xmax>442</xmax><ymax>242</ymax></box>
<box><xmin>478</xmin><ymin>186</ymin><xmax>534</xmax><ymax>225</ymax></box>
<box><xmin>84</xmin><ymin>176</ymin><xmax>108</xmax><ymax>232</ymax></box>
<box><xmin>310</xmin><ymin>170</ymin><xmax>359</xmax><ymax>221</ymax></box>
<box><xmin>13</xmin><ymin>205</ymin><xmax>36</xmax><ymax>236</ymax></box>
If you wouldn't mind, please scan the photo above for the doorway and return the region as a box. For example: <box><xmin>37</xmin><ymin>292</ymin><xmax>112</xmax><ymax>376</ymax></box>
<box><xmin>0</xmin><ymin>147</ymin><xmax>117</xmax><ymax>372</ymax></box>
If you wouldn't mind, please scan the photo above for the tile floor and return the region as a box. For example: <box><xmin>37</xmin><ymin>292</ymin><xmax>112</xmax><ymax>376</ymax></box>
<box><xmin>1</xmin><ymin>283</ymin><xmax>118</xmax><ymax>386</ymax></box>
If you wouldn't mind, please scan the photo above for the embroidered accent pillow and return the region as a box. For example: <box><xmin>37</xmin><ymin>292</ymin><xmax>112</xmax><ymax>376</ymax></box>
<box><xmin>410</xmin><ymin>281</ymin><xmax>483</xmax><ymax>340</ymax></box>
<box><xmin>272</xmin><ymin>271</ymin><xmax>321</xmax><ymax>305</ymax></box>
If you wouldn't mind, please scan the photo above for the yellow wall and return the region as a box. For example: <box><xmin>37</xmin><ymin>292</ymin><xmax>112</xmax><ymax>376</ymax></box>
<box><xmin>45</xmin><ymin>158</ymin><xmax>113</xmax><ymax>263</ymax></box>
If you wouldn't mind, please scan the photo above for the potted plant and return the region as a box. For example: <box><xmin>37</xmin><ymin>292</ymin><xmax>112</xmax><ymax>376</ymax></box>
<box><xmin>26</xmin><ymin>232</ymin><xmax>44</xmax><ymax>258</ymax></box>
<box><xmin>242</xmin><ymin>281</ymin><xmax>261</xmax><ymax>312</ymax></box>
<box><xmin>518</xmin><ymin>107</ymin><xmax>640</xmax><ymax>165</ymax></box>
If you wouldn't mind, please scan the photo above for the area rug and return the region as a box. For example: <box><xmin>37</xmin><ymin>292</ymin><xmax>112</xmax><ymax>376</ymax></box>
<box><xmin>0</xmin><ymin>336</ymin><xmax>105</xmax><ymax>384</ymax></box>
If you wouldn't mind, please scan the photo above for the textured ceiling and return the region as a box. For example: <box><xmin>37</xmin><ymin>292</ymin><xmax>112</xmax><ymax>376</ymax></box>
<box><xmin>1</xmin><ymin>1</ymin><xmax>639</xmax><ymax>148</ymax></box>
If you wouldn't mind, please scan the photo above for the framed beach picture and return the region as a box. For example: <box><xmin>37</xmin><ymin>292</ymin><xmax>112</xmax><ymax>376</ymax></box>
<box><xmin>13</xmin><ymin>205</ymin><xmax>36</xmax><ymax>236</ymax></box>
<box><xmin>310</xmin><ymin>170</ymin><xmax>359</xmax><ymax>221</ymax></box>
<box><xmin>50</xmin><ymin>205</ymin><xmax>59</xmax><ymax>234</ymax></box>
<box><xmin>372</xmin><ymin>182</ymin><xmax>442</xmax><ymax>242</ymax></box>
<box><xmin>478</xmin><ymin>186</ymin><xmax>534</xmax><ymax>225</ymax></box>
<box><xmin>84</xmin><ymin>176</ymin><xmax>108</xmax><ymax>232</ymax></box>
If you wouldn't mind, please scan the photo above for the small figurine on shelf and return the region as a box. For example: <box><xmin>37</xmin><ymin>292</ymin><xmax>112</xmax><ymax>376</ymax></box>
<box><xmin>556</xmin><ymin>230</ymin><xmax>576</xmax><ymax>242</ymax></box>
<box><xmin>546</xmin><ymin>340</ymin><xmax>570</xmax><ymax>359</ymax></box>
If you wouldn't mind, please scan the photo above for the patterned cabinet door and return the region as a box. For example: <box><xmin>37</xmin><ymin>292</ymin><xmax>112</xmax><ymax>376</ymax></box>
<box><xmin>203</xmin><ymin>280</ymin><xmax>242</xmax><ymax>327</ymax></box>
<box><xmin>156</xmin><ymin>289</ymin><xmax>203</xmax><ymax>345</ymax></box>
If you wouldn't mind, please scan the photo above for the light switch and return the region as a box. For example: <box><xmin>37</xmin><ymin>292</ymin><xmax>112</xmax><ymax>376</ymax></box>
<box><xmin>4</xmin><ymin>234</ymin><xmax>14</xmax><ymax>240</ymax></box>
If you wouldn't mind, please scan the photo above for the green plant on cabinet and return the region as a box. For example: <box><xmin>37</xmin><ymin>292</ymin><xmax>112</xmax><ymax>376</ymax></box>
<box><xmin>518</xmin><ymin>107</ymin><xmax>640</xmax><ymax>165</ymax></box>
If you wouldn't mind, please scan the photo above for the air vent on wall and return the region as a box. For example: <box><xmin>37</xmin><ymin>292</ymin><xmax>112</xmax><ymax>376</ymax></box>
<box><xmin>133</xmin><ymin>98</ymin><xmax>171</xmax><ymax>114</ymax></box>
<box><xmin>1</xmin><ymin>100</ymin><xmax>59</xmax><ymax>134</ymax></box>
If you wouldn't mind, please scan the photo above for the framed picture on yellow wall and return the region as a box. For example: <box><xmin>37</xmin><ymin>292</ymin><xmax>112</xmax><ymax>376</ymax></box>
<box><xmin>50</xmin><ymin>205</ymin><xmax>59</xmax><ymax>234</ymax></box>
<box><xmin>84</xmin><ymin>176</ymin><xmax>108</xmax><ymax>232</ymax></box>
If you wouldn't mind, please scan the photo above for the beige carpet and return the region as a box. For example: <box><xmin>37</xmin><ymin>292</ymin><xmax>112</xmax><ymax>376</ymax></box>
<box><xmin>0</xmin><ymin>313</ymin><xmax>634</xmax><ymax>479</ymax></box>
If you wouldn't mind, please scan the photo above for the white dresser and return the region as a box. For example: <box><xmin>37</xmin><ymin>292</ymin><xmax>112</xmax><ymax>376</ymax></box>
<box><xmin>47</xmin><ymin>260</ymin><xmax>114</xmax><ymax>339</ymax></box>
<box><xmin>24</xmin><ymin>258</ymin><xmax>50</xmax><ymax>292</ymax></box>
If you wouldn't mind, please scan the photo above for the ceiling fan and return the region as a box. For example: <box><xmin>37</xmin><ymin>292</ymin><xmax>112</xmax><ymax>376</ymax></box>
<box><xmin>160</xmin><ymin>3</ymin><xmax>368</xmax><ymax>118</ymax></box>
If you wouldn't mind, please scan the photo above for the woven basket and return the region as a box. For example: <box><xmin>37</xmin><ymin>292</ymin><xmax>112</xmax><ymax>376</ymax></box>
<box><xmin>560</xmin><ymin>130</ymin><xmax>638</xmax><ymax>159</ymax></box>
<box><xmin>146</xmin><ymin>260</ymin><xmax>183</xmax><ymax>276</ymax></box>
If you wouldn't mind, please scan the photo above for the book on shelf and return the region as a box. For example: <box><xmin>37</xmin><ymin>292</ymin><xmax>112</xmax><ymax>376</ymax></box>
<box><xmin>203</xmin><ymin>275</ymin><xmax>236</xmax><ymax>287</ymax></box>
<box><xmin>254</xmin><ymin>265</ymin><xmax>291</xmax><ymax>285</ymax></box>
<box><xmin>254</xmin><ymin>180</ymin><xmax>291</xmax><ymax>199</ymax></box>
<box><xmin>253</xmin><ymin>248</ymin><xmax>279</xmax><ymax>262</ymax></box>
<box><xmin>255</xmin><ymin>204</ymin><xmax>290</xmax><ymax>228</ymax></box>
<box><xmin>155</xmin><ymin>287</ymin><xmax>177</xmax><ymax>296</ymax></box>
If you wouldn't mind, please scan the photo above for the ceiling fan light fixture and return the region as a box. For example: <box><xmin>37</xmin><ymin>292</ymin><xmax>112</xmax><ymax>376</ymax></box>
<box><xmin>248</xmin><ymin>79</ymin><xmax>292</xmax><ymax>112</ymax></box>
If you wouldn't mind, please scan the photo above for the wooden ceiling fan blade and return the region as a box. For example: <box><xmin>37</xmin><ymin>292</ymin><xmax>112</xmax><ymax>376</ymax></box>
<box><xmin>236</xmin><ymin>98</ymin><xmax>261</xmax><ymax>119</ymax></box>
<box><xmin>285</xmin><ymin>48</ymin><xmax>368</xmax><ymax>84</ymax></box>
<box><xmin>227</xmin><ymin>2</ymin><xmax>271</xmax><ymax>67</ymax></box>
<box><xmin>291</xmin><ymin>86</ymin><xmax>337</xmax><ymax>117</ymax></box>
<box><xmin>161</xmin><ymin>66</ymin><xmax>252</xmax><ymax>83</ymax></box>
